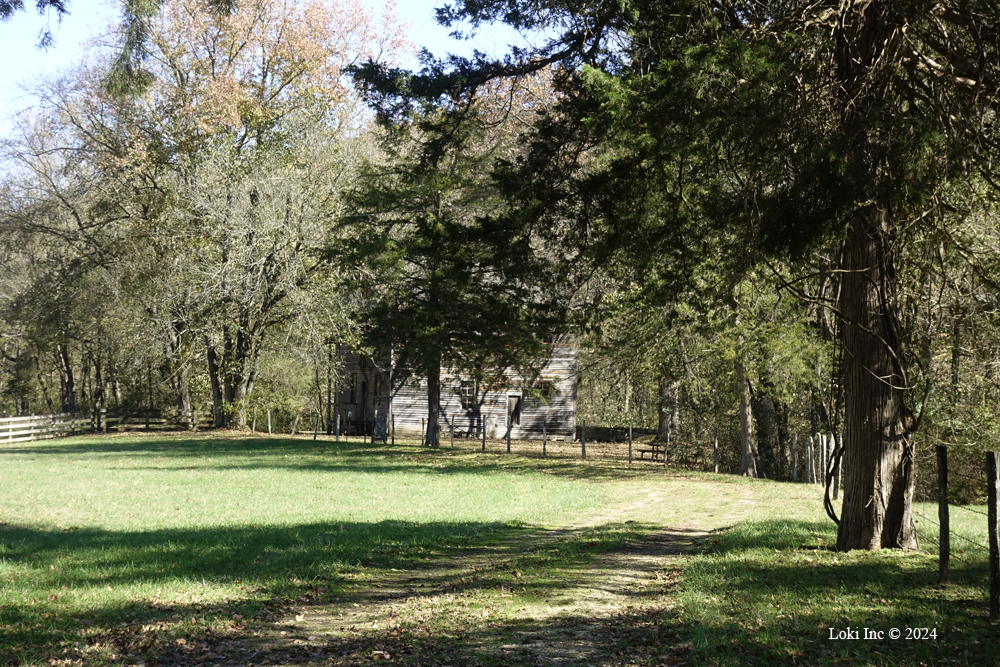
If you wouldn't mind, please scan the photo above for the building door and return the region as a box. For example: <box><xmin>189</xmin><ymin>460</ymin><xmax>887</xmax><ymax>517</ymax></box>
<box><xmin>507</xmin><ymin>394</ymin><xmax>521</xmax><ymax>428</ymax></box>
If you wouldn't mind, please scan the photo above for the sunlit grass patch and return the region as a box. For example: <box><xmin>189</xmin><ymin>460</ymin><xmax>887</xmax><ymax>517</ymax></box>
<box><xmin>672</xmin><ymin>484</ymin><xmax>998</xmax><ymax>667</ymax></box>
<box><xmin>0</xmin><ymin>432</ymin><xmax>608</xmax><ymax>664</ymax></box>
<box><xmin>4</xmin><ymin>432</ymin><xmax>996</xmax><ymax>667</ymax></box>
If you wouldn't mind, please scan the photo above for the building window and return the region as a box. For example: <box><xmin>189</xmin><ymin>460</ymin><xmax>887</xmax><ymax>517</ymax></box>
<box><xmin>525</xmin><ymin>379</ymin><xmax>552</xmax><ymax>408</ymax></box>
<box><xmin>460</xmin><ymin>380</ymin><xmax>476</xmax><ymax>409</ymax></box>
<box><xmin>349</xmin><ymin>372</ymin><xmax>357</xmax><ymax>404</ymax></box>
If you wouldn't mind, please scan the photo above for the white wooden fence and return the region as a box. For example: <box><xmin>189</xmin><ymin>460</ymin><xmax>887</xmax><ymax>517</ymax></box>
<box><xmin>0</xmin><ymin>413</ymin><xmax>84</xmax><ymax>443</ymax></box>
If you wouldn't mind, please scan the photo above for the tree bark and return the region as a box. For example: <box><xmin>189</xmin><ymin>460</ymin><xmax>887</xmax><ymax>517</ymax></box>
<box><xmin>34</xmin><ymin>353</ymin><xmax>55</xmax><ymax>413</ymax></box>
<box><xmin>206</xmin><ymin>341</ymin><xmax>226</xmax><ymax>427</ymax></box>
<box><xmin>164</xmin><ymin>318</ymin><xmax>192</xmax><ymax>426</ymax></box>
<box><xmin>223</xmin><ymin>328</ymin><xmax>236</xmax><ymax>406</ymax></box>
<box><xmin>58</xmin><ymin>343</ymin><xmax>76</xmax><ymax>413</ymax></box>
<box><xmin>735</xmin><ymin>352</ymin><xmax>760</xmax><ymax>478</ymax></box>
<box><xmin>93</xmin><ymin>352</ymin><xmax>105</xmax><ymax>429</ymax></box>
<box><xmin>218</xmin><ymin>321</ymin><xmax>264</xmax><ymax>428</ymax></box>
<box><xmin>832</xmin><ymin>2</ymin><xmax>918</xmax><ymax>552</ymax></box>
<box><xmin>836</xmin><ymin>209</ymin><xmax>917</xmax><ymax>551</ymax></box>
<box><xmin>426</xmin><ymin>347</ymin><xmax>441</xmax><ymax>447</ymax></box>
<box><xmin>174</xmin><ymin>363</ymin><xmax>192</xmax><ymax>426</ymax></box>
<box><xmin>656</xmin><ymin>376</ymin><xmax>680</xmax><ymax>442</ymax></box>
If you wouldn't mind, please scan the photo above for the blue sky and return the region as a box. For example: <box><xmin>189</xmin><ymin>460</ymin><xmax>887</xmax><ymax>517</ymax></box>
<box><xmin>0</xmin><ymin>0</ymin><xmax>532</xmax><ymax>134</ymax></box>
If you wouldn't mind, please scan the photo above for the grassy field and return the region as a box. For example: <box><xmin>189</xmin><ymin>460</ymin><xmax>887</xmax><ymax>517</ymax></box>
<box><xmin>0</xmin><ymin>432</ymin><xmax>997</xmax><ymax>666</ymax></box>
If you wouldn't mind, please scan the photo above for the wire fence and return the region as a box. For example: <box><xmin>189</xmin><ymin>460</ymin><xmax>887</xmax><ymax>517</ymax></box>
<box><xmin>387</xmin><ymin>430</ymin><xmax>679</xmax><ymax>465</ymax></box>
<box><xmin>913</xmin><ymin>527</ymin><xmax>976</xmax><ymax>566</ymax></box>
<box><xmin>913</xmin><ymin>509</ymin><xmax>990</xmax><ymax>555</ymax></box>
<box><xmin>920</xmin><ymin>446</ymin><xmax>1000</xmax><ymax>620</ymax></box>
<box><xmin>954</xmin><ymin>505</ymin><xmax>990</xmax><ymax>518</ymax></box>
<box><xmin>358</xmin><ymin>421</ymin><xmax>724</xmax><ymax>468</ymax></box>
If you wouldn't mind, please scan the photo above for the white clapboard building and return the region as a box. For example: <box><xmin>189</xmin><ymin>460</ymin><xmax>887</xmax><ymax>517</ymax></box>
<box><xmin>332</xmin><ymin>335</ymin><xmax>578</xmax><ymax>440</ymax></box>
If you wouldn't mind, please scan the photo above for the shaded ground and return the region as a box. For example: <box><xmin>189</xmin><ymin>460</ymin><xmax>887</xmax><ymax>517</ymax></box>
<box><xmin>13</xmin><ymin>435</ymin><xmax>995</xmax><ymax>666</ymax></box>
<box><xmin>123</xmin><ymin>476</ymin><xmax>755</xmax><ymax>667</ymax></box>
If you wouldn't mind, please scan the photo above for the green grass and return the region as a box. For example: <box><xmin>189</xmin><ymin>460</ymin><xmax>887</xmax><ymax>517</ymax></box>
<box><xmin>671</xmin><ymin>484</ymin><xmax>1000</xmax><ymax>666</ymax></box>
<box><xmin>0</xmin><ymin>433</ymin><xmax>607</xmax><ymax>664</ymax></box>
<box><xmin>2</xmin><ymin>432</ymin><xmax>998</xmax><ymax>667</ymax></box>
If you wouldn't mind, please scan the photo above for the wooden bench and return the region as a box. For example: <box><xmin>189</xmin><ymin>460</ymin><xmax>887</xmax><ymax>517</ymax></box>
<box><xmin>637</xmin><ymin>443</ymin><xmax>666</xmax><ymax>460</ymax></box>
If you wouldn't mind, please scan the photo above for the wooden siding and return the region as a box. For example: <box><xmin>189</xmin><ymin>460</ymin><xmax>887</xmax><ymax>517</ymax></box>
<box><xmin>332</xmin><ymin>336</ymin><xmax>578</xmax><ymax>440</ymax></box>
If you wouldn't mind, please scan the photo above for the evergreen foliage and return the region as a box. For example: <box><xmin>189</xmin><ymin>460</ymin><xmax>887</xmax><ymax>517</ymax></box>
<box><xmin>366</xmin><ymin>0</ymin><xmax>1000</xmax><ymax>549</ymax></box>
<box><xmin>337</xmin><ymin>80</ymin><xmax>560</xmax><ymax>447</ymax></box>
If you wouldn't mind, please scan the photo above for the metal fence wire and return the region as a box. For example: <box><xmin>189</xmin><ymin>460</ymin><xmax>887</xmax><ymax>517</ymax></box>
<box><xmin>913</xmin><ymin>509</ymin><xmax>990</xmax><ymax>554</ymax></box>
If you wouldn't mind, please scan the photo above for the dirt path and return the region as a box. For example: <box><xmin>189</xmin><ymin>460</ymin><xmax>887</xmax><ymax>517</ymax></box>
<box><xmin>153</xmin><ymin>476</ymin><xmax>756</xmax><ymax>666</ymax></box>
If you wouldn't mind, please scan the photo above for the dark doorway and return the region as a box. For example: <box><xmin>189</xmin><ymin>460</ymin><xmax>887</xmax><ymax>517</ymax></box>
<box><xmin>507</xmin><ymin>394</ymin><xmax>521</xmax><ymax>427</ymax></box>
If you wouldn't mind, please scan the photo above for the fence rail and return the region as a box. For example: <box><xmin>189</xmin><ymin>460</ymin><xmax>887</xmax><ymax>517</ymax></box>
<box><xmin>0</xmin><ymin>410</ymin><xmax>209</xmax><ymax>443</ymax></box>
<box><xmin>0</xmin><ymin>413</ymin><xmax>84</xmax><ymax>443</ymax></box>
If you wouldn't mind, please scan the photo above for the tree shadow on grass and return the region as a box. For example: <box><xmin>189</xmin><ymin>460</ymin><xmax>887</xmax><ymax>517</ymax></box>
<box><xmin>5</xmin><ymin>514</ymin><xmax>995</xmax><ymax>666</ymax></box>
<box><xmin>0</xmin><ymin>516</ymin><xmax>675</xmax><ymax>666</ymax></box>
<box><xmin>676</xmin><ymin>518</ymin><xmax>999</xmax><ymax>667</ymax></box>
<box><xmin>0</xmin><ymin>518</ymin><xmax>501</xmax><ymax>663</ymax></box>
<box><xmin>0</xmin><ymin>433</ymin><xmax>691</xmax><ymax>483</ymax></box>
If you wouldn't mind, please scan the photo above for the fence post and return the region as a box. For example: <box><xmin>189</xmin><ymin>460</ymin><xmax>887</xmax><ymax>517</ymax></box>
<box><xmin>793</xmin><ymin>433</ymin><xmax>799</xmax><ymax>483</ymax></box>
<box><xmin>581</xmin><ymin>420</ymin><xmax>586</xmax><ymax>459</ymax></box>
<box><xmin>988</xmin><ymin>451</ymin><xmax>999</xmax><ymax>619</ymax></box>
<box><xmin>543</xmin><ymin>416</ymin><xmax>548</xmax><ymax>457</ymax></box>
<box><xmin>481</xmin><ymin>416</ymin><xmax>486</xmax><ymax>452</ymax></box>
<box><xmin>335</xmin><ymin>413</ymin><xmax>340</xmax><ymax>442</ymax></box>
<box><xmin>628</xmin><ymin>425</ymin><xmax>632</xmax><ymax>465</ymax></box>
<box><xmin>663</xmin><ymin>425</ymin><xmax>669</xmax><ymax>468</ymax></box>
<box><xmin>713</xmin><ymin>428</ymin><xmax>719</xmax><ymax>474</ymax></box>
<box><xmin>806</xmin><ymin>437</ymin><xmax>814</xmax><ymax>484</ymax></box>
<box><xmin>450</xmin><ymin>420</ymin><xmax>454</xmax><ymax>448</ymax></box>
<box><xmin>937</xmin><ymin>444</ymin><xmax>950</xmax><ymax>585</ymax></box>
<box><xmin>832</xmin><ymin>433</ymin><xmax>841</xmax><ymax>499</ymax></box>
<box><xmin>313</xmin><ymin>413</ymin><xmax>320</xmax><ymax>441</ymax></box>
<box><xmin>506</xmin><ymin>418</ymin><xmax>512</xmax><ymax>453</ymax></box>
<box><xmin>814</xmin><ymin>434</ymin><xmax>821</xmax><ymax>485</ymax></box>
<box><xmin>821</xmin><ymin>434</ymin><xmax>827</xmax><ymax>488</ymax></box>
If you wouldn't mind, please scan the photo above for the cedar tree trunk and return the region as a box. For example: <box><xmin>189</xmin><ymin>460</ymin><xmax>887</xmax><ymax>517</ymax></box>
<box><xmin>836</xmin><ymin>209</ymin><xmax>917</xmax><ymax>551</ymax></box>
